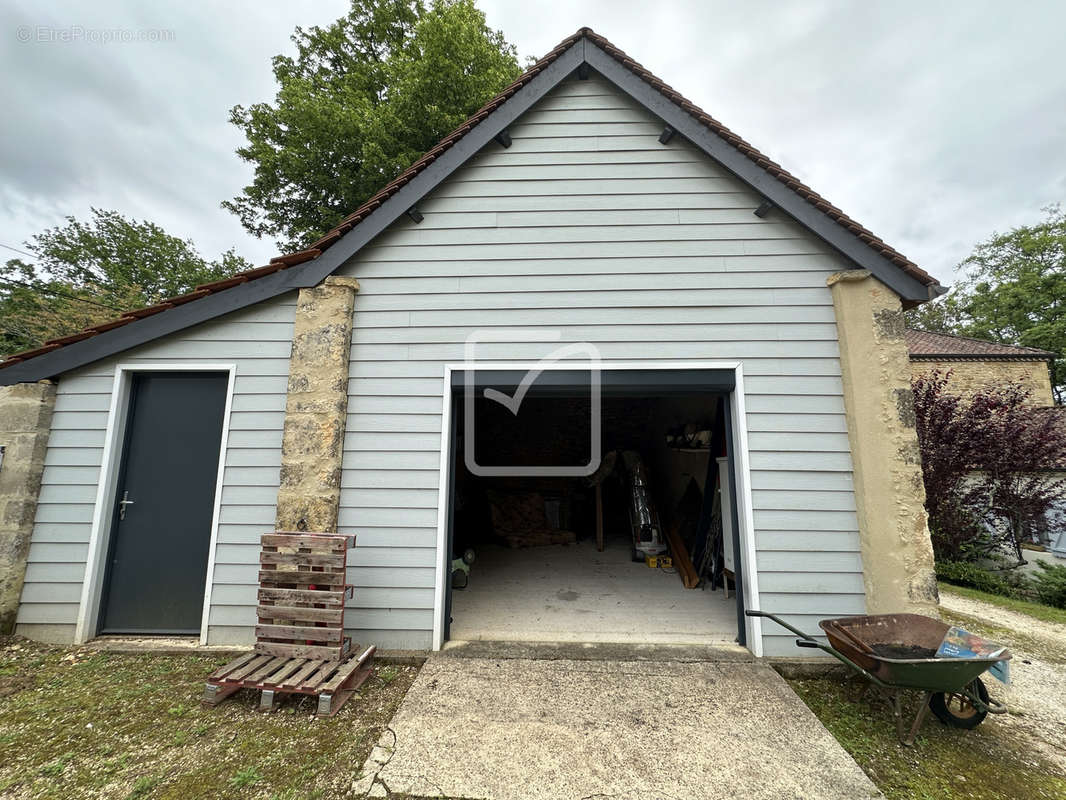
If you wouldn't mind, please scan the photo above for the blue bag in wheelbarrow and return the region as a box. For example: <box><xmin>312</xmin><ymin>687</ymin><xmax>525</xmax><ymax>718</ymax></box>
<box><xmin>936</xmin><ymin>625</ymin><xmax>1011</xmax><ymax>684</ymax></box>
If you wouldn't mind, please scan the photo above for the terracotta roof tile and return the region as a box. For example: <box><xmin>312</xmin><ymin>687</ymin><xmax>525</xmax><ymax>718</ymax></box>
<box><xmin>167</xmin><ymin>288</ymin><xmax>212</xmax><ymax>306</ymax></box>
<box><xmin>42</xmin><ymin>330</ymin><xmax>98</xmax><ymax>346</ymax></box>
<box><xmin>1</xmin><ymin>27</ymin><xmax>937</xmax><ymax>371</ymax></box>
<box><xmin>905</xmin><ymin>329</ymin><xmax>1056</xmax><ymax>360</ymax></box>
<box><xmin>6</xmin><ymin>343</ymin><xmax>62</xmax><ymax>361</ymax></box>
<box><xmin>86</xmin><ymin>317</ymin><xmax>137</xmax><ymax>333</ymax></box>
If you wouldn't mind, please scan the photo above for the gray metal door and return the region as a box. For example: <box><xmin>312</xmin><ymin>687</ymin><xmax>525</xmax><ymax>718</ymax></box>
<box><xmin>99</xmin><ymin>372</ymin><xmax>227</xmax><ymax>634</ymax></box>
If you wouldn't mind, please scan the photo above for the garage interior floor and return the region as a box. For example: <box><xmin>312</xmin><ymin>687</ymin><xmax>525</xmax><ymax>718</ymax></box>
<box><xmin>448</xmin><ymin>536</ymin><xmax>738</xmax><ymax>644</ymax></box>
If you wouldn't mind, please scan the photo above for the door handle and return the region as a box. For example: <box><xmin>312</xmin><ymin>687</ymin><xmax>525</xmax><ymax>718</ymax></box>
<box><xmin>118</xmin><ymin>491</ymin><xmax>135</xmax><ymax>521</ymax></box>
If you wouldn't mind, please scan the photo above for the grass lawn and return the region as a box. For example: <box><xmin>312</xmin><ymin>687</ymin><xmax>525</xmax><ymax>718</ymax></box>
<box><xmin>0</xmin><ymin>636</ymin><xmax>418</xmax><ymax>799</ymax></box>
<box><xmin>787</xmin><ymin>677</ymin><xmax>1066</xmax><ymax>800</ymax></box>
<box><xmin>938</xmin><ymin>582</ymin><xmax>1066</xmax><ymax>626</ymax></box>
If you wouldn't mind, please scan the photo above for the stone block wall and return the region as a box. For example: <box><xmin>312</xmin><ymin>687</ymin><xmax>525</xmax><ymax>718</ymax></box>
<box><xmin>910</xmin><ymin>359</ymin><xmax>1054</xmax><ymax>407</ymax></box>
<box><xmin>275</xmin><ymin>277</ymin><xmax>360</xmax><ymax>533</ymax></box>
<box><xmin>0</xmin><ymin>381</ymin><xmax>56</xmax><ymax>633</ymax></box>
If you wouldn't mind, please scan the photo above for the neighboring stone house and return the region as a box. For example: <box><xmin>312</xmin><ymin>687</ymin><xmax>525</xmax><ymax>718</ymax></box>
<box><xmin>905</xmin><ymin>328</ymin><xmax>1065</xmax><ymax>557</ymax></box>
<box><xmin>905</xmin><ymin>328</ymin><xmax>1056</xmax><ymax>406</ymax></box>
<box><xmin>0</xmin><ymin>28</ymin><xmax>948</xmax><ymax>657</ymax></box>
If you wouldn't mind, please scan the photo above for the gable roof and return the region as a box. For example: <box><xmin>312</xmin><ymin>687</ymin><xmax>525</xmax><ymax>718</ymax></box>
<box><xmin>906</xmin><ymin>328</ymin><xmax>1055</xmax><ymax>361</ymax></box>
<box><xmin>0</xmin><ymin>27</ymin><xmax>945</xmax><ymax>385</ymax></box>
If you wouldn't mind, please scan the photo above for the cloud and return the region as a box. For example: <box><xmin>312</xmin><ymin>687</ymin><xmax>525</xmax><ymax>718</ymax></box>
<box><xmin>2</xmin><ymin>0</ymin><xmax>1064</xmax><ymax>285</ymax></box>
<box><xmin>0</xmin><ymin>0</ymin><xmax>349</xmax><ymax>264</ymax></box>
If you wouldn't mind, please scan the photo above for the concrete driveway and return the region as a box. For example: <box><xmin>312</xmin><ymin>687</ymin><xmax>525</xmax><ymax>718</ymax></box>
<box><xmin>353</xmin><ymin>643</ymin><xmax>880</xmax><ymax>799</ymax></box>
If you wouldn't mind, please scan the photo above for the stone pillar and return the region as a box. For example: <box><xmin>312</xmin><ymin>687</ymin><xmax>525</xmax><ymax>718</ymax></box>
<box><xmin>276</xmin><ymin>277</ymin><xmax>360</xmax><ymax>533</ymax></box>
<box><xmin>0</xmin><ymin>381</ymin><xmax>56</xmax><ymax>633</ymax></box>
<box><xmin>827</xmin><ymin>270</ymin><xmax>938</xmax><ymax>614</ymax></box>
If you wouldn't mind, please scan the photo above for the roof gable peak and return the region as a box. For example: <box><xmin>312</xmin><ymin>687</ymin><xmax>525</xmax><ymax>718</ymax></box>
<box><xmin>1</xmin><ymin>27</ymin><xmax>943</xmax><ymax>384</ymax></box>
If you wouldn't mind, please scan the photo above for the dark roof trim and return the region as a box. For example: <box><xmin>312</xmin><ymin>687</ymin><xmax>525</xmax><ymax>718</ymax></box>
<box><xmin>910</xmin><ymin>354</ymin><xmax>1055</xmax><ymax>363</ymax></box>
<box><xmin>0</xmin><ymin>268</ymin><xmax>307</xmax><ymax>384</ymax></box>
<box><xmin>277</xmin><ymin>40</ymin><xmax>588</xmax><ymax>292</ymax></box>
<box><xmin>1</xmin><ymin>30</ymin><xmax>942</xmax><ymax>385</ymax></box>
<box><xmin>582</xmin><ymin>40</ymin><xmax>937</xmax><ymax>303</ymax></box>
<box><xmin>0</xmin><ymin>43</ymin><xmax>586</xmax><ymax>386</ymax></box>
<box><xmin>905</xmin><ymin>327</ymin><xmax>1056</xmax><ymax>361</ymax></box>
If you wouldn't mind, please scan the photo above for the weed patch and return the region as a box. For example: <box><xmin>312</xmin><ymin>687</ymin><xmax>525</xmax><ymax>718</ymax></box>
<box><xmin>0</xmin><ymin>637</ymin><xmax>417</xmax><ymax>799</ymax></box>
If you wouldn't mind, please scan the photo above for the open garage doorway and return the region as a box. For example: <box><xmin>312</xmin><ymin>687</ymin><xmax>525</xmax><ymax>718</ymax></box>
<box><xmin>436</xmin><ymin>366</ymin><xmax>755</xmax><ymax>650</ymax></box>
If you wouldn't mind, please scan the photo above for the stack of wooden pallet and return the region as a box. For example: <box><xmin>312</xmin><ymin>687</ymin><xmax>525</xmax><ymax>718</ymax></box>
<box><xmin>202</xmin><ymin>532</ymin><xmax>376</xmax><ymax>717</ymax></box>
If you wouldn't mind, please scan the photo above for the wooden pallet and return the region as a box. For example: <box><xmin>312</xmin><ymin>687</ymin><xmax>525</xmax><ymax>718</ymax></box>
<box><xmin>202</xmin><ymin>644</ymin><xmax>377</xmax><ymax>716</ymax></box>
<box><xmin>201</xmin><ymin>531</ymin><xmax>376</xmax><ymax>716</ymax></box>
<box><xmin>257</xmin><ymin>532</ymin><xmax>356</xmax><ymax>661</ymax></box>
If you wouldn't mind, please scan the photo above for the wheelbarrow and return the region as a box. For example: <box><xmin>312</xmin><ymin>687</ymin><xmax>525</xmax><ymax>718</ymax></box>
<box><xmin>748</xmin><ymin>610</ymin><xmax>1011</xmax><ymax>745</ymax></box>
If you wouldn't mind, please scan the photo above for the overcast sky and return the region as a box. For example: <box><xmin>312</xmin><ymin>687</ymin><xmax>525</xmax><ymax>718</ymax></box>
<box><xmin>2</xmin><ymin>1</ymin><xmax>1064</xmax><ymax>286</ymax></box>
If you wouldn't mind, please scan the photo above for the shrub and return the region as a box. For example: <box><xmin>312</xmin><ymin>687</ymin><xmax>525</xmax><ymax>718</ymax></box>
<box><xmin>935</xmin><ymin>560</ymin><xmax>1030</xmax><ymax>598</ymax></box>
<box><xmin>1031</xmin><ymin>561</ymin><xmax>1066</xmax><ymax>609</ymax></box>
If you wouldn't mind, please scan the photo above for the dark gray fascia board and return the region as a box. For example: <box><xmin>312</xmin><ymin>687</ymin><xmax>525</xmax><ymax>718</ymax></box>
<box><xmin>582</xmin><ymin>40</ymin><xmax>932</xmax><ymax>303</ymax></box>
<box><xmin>0</xmin><ymin>267</ymin><xmax>304</xmax><ymax>384</ymax></box>
<box><xmin>2</xmin><ymin>34</ymin><xmax>936</xmax><ymax>383</ymax></box>
<box><xmin>286</xmin><ymin>40</ymin><xmax>588</xmax><ymax>290</ymax></box>
<box><xmin>0</xmin><ymin>41</ymin><xmax>588</xmax><ymax>386</ymax></box>
<box><xmin>451</xmin><ymin>367</ymin><xmax>736</xmax><ymax>394</ymax></box>
<box><xmin>909</xmin><ymin>354</ymin><xmax>1054</xmax><ymax>363</ymax></box>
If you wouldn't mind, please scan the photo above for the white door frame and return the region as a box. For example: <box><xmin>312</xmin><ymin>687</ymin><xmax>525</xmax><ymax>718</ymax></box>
<box><xmin>74</xmin><ymin>362</ymin><xmax>236</xmax><ymax>645</ymax></box>
<box><xmin>432</xmin><ymin>360</ymin><xmax>764</xmax><ymax>655</ymax></box>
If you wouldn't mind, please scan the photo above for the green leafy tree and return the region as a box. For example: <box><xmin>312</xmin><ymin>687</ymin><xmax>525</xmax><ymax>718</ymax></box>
<box><xmin>0</xmin><ymin>208</ymin><xmax>250</xmax><ymax>355</ymax></box>
<box><xmin>907</xmin><ymin>205</ymin><xmax>1066</xmax><ymax>400</ymax></box>
<box><xmin>224</xmin><ymin>0</ymin><xmax>522</xmax><ymax>251</ymax></box>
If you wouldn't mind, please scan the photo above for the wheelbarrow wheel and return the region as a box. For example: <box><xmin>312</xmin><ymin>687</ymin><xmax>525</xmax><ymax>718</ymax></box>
<box><xmin>929</xmin><ymin>678</ymin><xmax>990</xmax><ymax>729</ymax></box>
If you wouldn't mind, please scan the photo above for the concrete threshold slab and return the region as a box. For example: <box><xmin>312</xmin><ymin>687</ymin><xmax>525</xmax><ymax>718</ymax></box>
<box><xmin>442</xmin><ymin>638</ymin><xmax>754</xmax><ymax>663</ymax></box>
<box><xmin>355</xmin><ymin>653</ymin><xmax>881</xmax><ymax>799</ymax></box>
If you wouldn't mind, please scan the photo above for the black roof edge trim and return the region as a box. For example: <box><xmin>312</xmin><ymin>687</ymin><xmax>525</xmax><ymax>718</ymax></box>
<box><xmin>450</xmin><ymin>367</ymin><xmax>737</xmax><ymax>395</ymax></box>
<box><xmin>910</xmin><ymin>353</ymin><xmax>1055</xmax><ymax>363</ymax></box>
<box><xmin>287</xmin><ymin>41</ymin><xmax>588</xmax><ymax>291</ymax></box>
<box><xmin>2</xmin><ymin>33</ymin><xmax>939</xmax><ymax>382</ymax></box>
<box><xmin>0</xmin><ymin>41</ymin><xmax>587</xmax><ymax>386</ymax></box>
<box><xmin>0</xmin><ymin>267</ymin><xmax>305</xmax><ymax>385</ymax></box>
<box><xmin>582</xmin><ymin>41</ymin><xmax>932</xmax><ymax>303</ymax></box>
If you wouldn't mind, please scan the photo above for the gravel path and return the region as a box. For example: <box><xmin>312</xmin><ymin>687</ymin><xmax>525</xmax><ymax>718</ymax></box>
<box><xmin>938</xmin><ymin>588</ymin><xmax>1066</xmax><ymax>774</ymax></box>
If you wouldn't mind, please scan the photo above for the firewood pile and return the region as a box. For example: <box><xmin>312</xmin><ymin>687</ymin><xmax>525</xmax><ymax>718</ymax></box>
<box><xmin>487</xmin><ymin>490</ymin><xmax>577</xmax><ymax>548</ymax></box>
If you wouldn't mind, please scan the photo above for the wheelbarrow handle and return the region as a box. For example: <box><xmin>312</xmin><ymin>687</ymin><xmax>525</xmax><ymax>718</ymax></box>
<box><xmin>746</xmin><ymin>609</ymin><xmax>890</xmax><ymax>689</ymax></box>
<box><xmin>745</xmin><ymin>609</ymin><xmax>817</xmax><ymax>641</ymax></box>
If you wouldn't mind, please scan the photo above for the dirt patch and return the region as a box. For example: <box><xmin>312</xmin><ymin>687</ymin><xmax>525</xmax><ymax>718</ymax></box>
<box><xmin>939</xmin><ymin>588</ymin><xmax>1066</xmax><ymax>646</ymax></box>
<box><xmin>0</xmin><ymin>674</ymin><xmax>34</xmax><ymax>699</ymax></box>
<box><xmin>0</xmin><ymin>636</ymin><xmax>419</xmax><ymax>799</ymax></box>
<box><xmin>938</xmin><ymin>589</ymin><xmax>1066</xmax><ymax>776</ymax></box>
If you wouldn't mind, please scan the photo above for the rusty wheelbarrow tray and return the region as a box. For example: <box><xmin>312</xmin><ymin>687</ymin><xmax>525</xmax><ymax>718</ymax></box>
<box><xmin>749</xmin><ymin>610</ymin><xmax>1010</xmax><ymax>746</ymax></box>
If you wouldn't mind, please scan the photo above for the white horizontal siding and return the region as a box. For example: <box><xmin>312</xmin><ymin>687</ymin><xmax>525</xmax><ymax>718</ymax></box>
<box><xmin>336</xmin><ymin>75</ymin><xmax>865</xmax><ymax>653</ymax></box>
<box><xmin>18</xmin><ymin>74</ymin><xmax>867</xmax><ymax>653</ymax></box>
<box><xmin>15</xmin><ymin>296</ymin><xmax>297</xmax><ymax>644</ymax></box>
